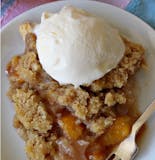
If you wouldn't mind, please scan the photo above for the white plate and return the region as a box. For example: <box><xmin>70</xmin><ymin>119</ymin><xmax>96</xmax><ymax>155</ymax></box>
<box><xmin>1</xmin><ymin>0</ymin><xmax>155</xmax><ymax>160</ymax></box>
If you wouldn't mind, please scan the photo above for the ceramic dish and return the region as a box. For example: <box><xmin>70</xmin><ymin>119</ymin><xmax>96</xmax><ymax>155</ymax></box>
<box><xmin>1</xmin><ymin>0</ymin><xmax>155</xmax><ymax>159</ymax></box>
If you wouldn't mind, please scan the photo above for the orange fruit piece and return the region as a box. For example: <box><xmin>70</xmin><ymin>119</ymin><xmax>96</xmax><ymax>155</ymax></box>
<box><xmin>59</xmin><ymin>114</ymin><xmax>83</xmax><ymax>140</ymax></box>
<box><xmin>101</xmin><ymin>116</ymin><xmax>132</xmax><ymax>146</ymax></box>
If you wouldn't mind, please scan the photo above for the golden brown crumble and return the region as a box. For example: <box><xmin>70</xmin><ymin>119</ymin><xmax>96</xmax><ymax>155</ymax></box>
<box><xmin>88</xmin><ymin>117</ymin><xmax>115</xmax><ymax>135</ymax></box>
<box><xmin>19</xmin><ymin>22</ymin><xmax>34</xmax><ymax>40</ymax></box>
<box><xmin>57</xmin><ymin>87</ymin><xmax>89</xmax><ymax>120</ymax></box>
<box><xmin>104</xmin><ymin>91</ymin><xmax>126</xmax><ymax>107</ymax></box>
<box><xmin>11</xmin><ymin>89</ymin><xmax>53</xmax><ymax>133</ymax></box>
<box><xmin>25</xmin><ymin>134</ymin><xmax>57</xmax><ymax>160</ymax></box>
<box><xmin>6</xmin><ymin>23</ymin><xmax>145</xmax><ymax>160</ymax></box>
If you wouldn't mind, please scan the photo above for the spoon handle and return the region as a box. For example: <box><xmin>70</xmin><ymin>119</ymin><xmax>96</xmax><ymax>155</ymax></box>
<box><xmin>132</xmin><ymin>99</ymin><xmax>155</xmax><ymax>135</ymax></box>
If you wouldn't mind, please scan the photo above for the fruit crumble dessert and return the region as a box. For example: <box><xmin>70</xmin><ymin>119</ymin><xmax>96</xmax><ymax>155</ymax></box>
<box><xmin>6</xmin><ymin>6</ymin><xmax>145</xmax><ymax>160</ymax></box>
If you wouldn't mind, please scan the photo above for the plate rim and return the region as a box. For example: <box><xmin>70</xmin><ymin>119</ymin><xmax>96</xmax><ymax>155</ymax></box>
<box><xmin>1</xmin><ymin>0</ymin><xmax>155</xmax><ymax>34</ymax></box>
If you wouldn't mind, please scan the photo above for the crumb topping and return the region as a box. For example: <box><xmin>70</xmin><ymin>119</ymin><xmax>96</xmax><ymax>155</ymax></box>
<box><xmin>6</xmin><ymin>23</ymin><xmax>145</xmax><ymax>160</ymax></box>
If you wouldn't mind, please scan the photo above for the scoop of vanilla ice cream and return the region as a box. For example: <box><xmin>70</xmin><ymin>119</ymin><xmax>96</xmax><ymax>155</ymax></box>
<box><xmin>35</xmin><ymin>6</ymin><xmax>125</xmax><ymax>87</ymax></box>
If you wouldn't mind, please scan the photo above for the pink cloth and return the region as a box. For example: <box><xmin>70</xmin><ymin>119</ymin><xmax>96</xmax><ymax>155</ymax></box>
<box><xmin>1</xmin><ymin>0</ymin><xmax>130</xmax><ymax>27</ymax></box>
<box><xmin>100</xmin><ymin>0</ymin><xmax>130</xmax><ymax>8</ymax></box>
<box><xmin>1</xmin><ymin>0</ymin><xmax>56</xmax><ymax>27</ymax></box>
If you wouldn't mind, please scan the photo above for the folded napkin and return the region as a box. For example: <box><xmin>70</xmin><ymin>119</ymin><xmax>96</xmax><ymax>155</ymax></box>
<box><xmin>126</xmin><ymin>0</ymin><xmax>155</xmax><ymax>29</ymax></box>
